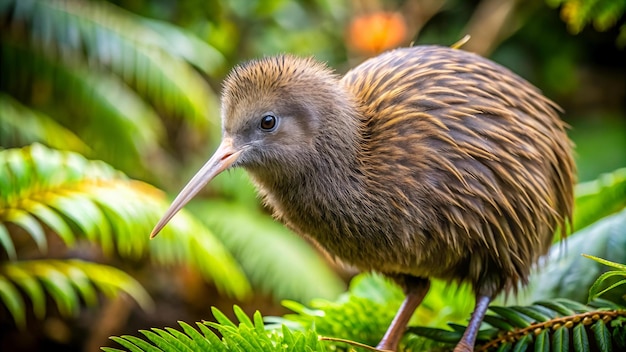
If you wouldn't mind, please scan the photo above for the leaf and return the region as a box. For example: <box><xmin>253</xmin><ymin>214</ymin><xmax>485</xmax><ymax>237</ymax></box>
<box><xmin>405</xmin><ymin>326</ymin><xmax>463</xmax><ymax>343</ymax></box>
<box><xmin>0</xmin><ymin>276</ymin><xmax>26</xmax><ymax>328</ymax></box>
<box><xmin>109</xmin><ymin>336</ymin><xmax>145</xmax><ymax>352</ymax></box>
<box><xmin>0</xmin><ymin>93</ymin><xmax>90</xmax><ymax>153</ymax></box>
<box><xmin>1</xmin><ymin>0</ymin><xmax>222</xmax><ymax>124</ymax></box>
<box><xmin>3</xmin><ymin>208</ymin><xmax>47</xmax><ymax>253</ymax></box>
<box><xmin>211</xmin><ymin>306</ymin><xmax>237</xmax><ymax>328</ymax></box>
<box><xmin>573</xmin><ymin>168</ymin><xmax>626</xmax><ymax>232</ymax></box>
<box><xmin>591</xmin><ymin>320</ymin><xmax>612</xmax><ymax>352</ymax></box>
<box><xmin>512</xmin><ymin>333</ymin><xmax>532</xmax><ymax>352</ymax></box>
<box><xmin>189</xmin><ymin>199</ymin><xmax>344</xmax><ymax>302</ymax></box>
<box><xmin>233</xmin><ymin>305</ymin><xmax>254</xmax><ymax>328</ymax></box>
<box><xmin>534</xmin><ymin>329</ymin><xmax>550</xmax><ymax>352</ymax></box>
<box><xmin>0</xmin><ymin>145</ymin><xmax>250</xmax><ymax>299</ymax></box>
<box><xmin>509</xmin><ymin>305</ymin><xmax>553</xmax><ymax>322</ymax></box>
<box><xmin>573</xmin><ymin>323</ymin><xmax>590</xmax><ymax>352</ymax></box>
<box><xmin>0</xmin><ymin>223</ymin><xmax>16</xmax><ymax>260</ymax></box>
<box><xmin>139</xmin><ymin>330</ymin><xmax>177</xmax><ymax>352</ymax></box>
<box><xmin>26</xmin><ymin>200</ymin><xmax>75</xmax><ymax>247</ymax></box>
<box><xmin>583</xmin><ymin>254</ymin><xmax>626</xmax><ymax>271</ymax></box>
<box><xmin>34</xmin><ymin>263</ymin><xmax>78</xmax><ymax>317</ymax></box>
<box><xmin>489</xmin><ymin>306</ymin><xmax>533</xmax><ymax>328</ymax></box>
<box><xmin>3</xmin><ymin>265</ymin><xmax>46</xmax><ymax>319</ymax></box>
<box><xmin>483</xmin><ymin>314</ymin><xmax>516</xmax><ymax>331</ymax></box>
<box><xmin>551</xmin><ymin>326</ymin><xmax>570</xmax><ymax>352</ymax></box>
<box><xmin>517</xmin><ymin>208</ymin><xmax>626</xmax><ymax>304</ymax></box>
<box><xmin>536</xmin><ymin>300</ymin><xmax>576</xmax><ymax>316</ymax></box>
<box><xmin>590</xmin><ymin>275</ymin><xmax>626</xmax><ymax>300</ymax></box>
<box><xmin>116</xmin><ymin>335</ymin><xmax>162</xmax><ymax>352</ymax></box>
<box><xmin>496</xmin><ymin>343</ymin><xmax>513</xmax><ymax>352</ymax></box>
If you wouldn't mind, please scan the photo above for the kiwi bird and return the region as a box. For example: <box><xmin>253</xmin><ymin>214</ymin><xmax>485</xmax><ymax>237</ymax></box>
<box><xmin>151</xmin><ymin>45</ymin><xmax>575</xmax><ymax>351</ymax></box>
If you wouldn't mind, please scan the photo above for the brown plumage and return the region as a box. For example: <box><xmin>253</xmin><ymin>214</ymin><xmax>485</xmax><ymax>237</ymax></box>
<box><xmin>152</xmin><ymin>45</ymin><xmax>575</xmax><ymax>352</ymax></box>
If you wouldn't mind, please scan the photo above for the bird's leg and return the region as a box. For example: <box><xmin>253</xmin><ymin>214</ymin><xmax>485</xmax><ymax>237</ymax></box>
<box><xmin>453</xmin><ymin>294</ymin><xmax>492</xmax><ymax>352</ymax></box>
<box><xmin>376</xmin><ymin>277</ymin><xmax>430</xmax><ymax>352</ymax></box>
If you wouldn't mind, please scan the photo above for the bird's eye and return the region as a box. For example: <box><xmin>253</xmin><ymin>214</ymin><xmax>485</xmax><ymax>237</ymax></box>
<box><xmin>260</xmin><ymin>115</ymin><xmax>278</xmax><ymax>131</ymax></box>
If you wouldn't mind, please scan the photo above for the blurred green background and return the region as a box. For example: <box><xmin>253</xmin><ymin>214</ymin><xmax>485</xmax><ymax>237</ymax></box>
<box><xmin>0</xmin><ymin>0</ymin><xmax>624</xmax><ymax>351</ymax></box>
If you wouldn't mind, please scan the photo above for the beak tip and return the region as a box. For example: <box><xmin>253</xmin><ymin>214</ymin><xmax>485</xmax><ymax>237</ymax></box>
<box><xmin>150</xmin><ymin>226</ymin><xmax>162</xmax><ymax>239</ymax></box>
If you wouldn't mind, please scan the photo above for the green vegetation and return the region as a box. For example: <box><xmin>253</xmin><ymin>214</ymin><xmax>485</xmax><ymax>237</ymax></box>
<box><xmin>0</xmin><ymin>0</ymin><xmax>625</xmax><ymax>351</ymax></box>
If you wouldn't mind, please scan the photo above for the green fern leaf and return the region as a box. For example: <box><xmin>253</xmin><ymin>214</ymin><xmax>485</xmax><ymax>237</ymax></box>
<box><xmin>0</xmin><ymin>144</ymin><xmax>250</xmax><ymax>298</ymax></box>
<box><xmin>489</xmin><ymin>306</ymin><xmax>533</xmax><ymax>328</ymax></box>
<box><xmin>1</xmin><ymin>0</ymin><xmax>222</xmax><ymax>126</ymax></box>
<box><xmin>2</xmin><ymin>265</ymin><xmax>46</xmax><ymax>319</ymax></box>
<box><xmin>573</xmin><ymin>323</ymin><xmax>590</xmax><ymax>351</ymax></box>
<box><xmin>496</xmin><ymin>342</ymin><xmax>513</xmax><ymax>352</ymax></box>
<box><xmin>534</xmin><ymin>329</ymin><xmax>550</xmax><ymax>352</ymax></box>
<box><xmin>26</xmin><ymin>200</ymin><xmax>75</xmax><ymax>247</ymax></box>
<box><xmin>509</xmin><ymin>305</ymin><xmax>553</xmax><ymax>322</ymax></box>
<box><xmin>33</xmin><ymin>263</ymin><xmax>79</xmax><ymax>317</ymax></box>
<box><xmin>115</xmin><ymin>335</ymin><xmax>162</xmax><ymax>352</ymax></box>
<box><xmin>552</xmin><ymin>326</ymin><xmax>570</xmax><ymax>351</ymax></box>
<box><xmin>178</xmin><ymin>322</ymin><xmax>213</xmax><ymax>351</ymax></box>
<box><xmin>3</xmin><ymin>209</ymin><xmax>47</xmax><ymax>252</ymax></box>
<box><xmin>1</xmin><ymin>259</ymin><xmax>154</xmax><ymax>324</ymax></box>
<box><xmin>573</xmin><ymin>167</ymin><xmax>626</xmax><ymax>232</ymax></box>
<box><xmin>0</xmin><ymin>93</ymin><xmax>90</xmax><ymax>153</ymax></box>
<box><xmin>162</xmin><ymin>328</ymin><xmax>199</xmax><ymax>352</ymax></box>
<box><xmin>196</xmin><ymin>323</ymin><xmax>225</xmax><ymax>350</ymax></box>
<box><xmin>138</xmin><ymin>330</ymin><xmax>179</xmax><ymax>352</ymax></box>
<box><xmin>233</xmin><ymin>305</ymin><xmax>255</xmax><ymax>328</ymax></box>
<box><xmin>0</xmin><ymin>276</ymin><xmax>25</xmax><ymax>328</ymax></box>
<box><xmin>211</xmin><ymin>306</ymin><xmax>237</xmax><ymax>328</ymax></box>
<box><xmin>101</xmin><ymin>347</ymin><xmax>126</xmax><ymax>352</ymax></box>
<box><xmin>107</xmin><ymin>306</ymin><xmax>330</xmax><ymax>352</ymax></box>
<box><xmin>0</xmin><ymin>223</ymin><xmax>16</xmax><ymax>260</ymax></box>
<box><xmin>190</xmin><ymin>199</ymin><xmax>344</xmax><ymax>303</ymax></box>
<box><xmin>591</xmin><ymin>320</ymin><xmax>612</xmax><ymax>351</ymax></box>
<box><xmin>512</xmin><ymin>333</ymin><xmax>532</xmax><ymax>352</ymax></box>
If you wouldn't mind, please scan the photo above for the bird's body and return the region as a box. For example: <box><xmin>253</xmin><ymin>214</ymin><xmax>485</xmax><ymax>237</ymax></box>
<box><xmin>153</xmin><ymin>45</ymin><xmax>575</xmax><ymax>352</ymax></box>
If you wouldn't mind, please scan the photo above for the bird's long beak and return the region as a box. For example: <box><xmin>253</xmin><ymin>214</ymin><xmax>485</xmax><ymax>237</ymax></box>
<box><xmin>150</xmin><ymin>137</ymin><xmax>242</xmax><ymax>238</ymax></box>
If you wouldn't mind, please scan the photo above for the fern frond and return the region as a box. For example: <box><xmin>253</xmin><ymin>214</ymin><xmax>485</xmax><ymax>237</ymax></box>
<box><xmin>0</xmin><ymin>0</ymin><xmax>222</xmax><ymax>125</ymax></box>
<box><xmin>275</xmin><ymin>273</ymin><xmax>473</xmax><ymax>350</ymax></box>
<box><xmin>407</xmin><ymin>298</ymin><xmax>626</xmax><ymax>352</ymax></box>
<box><xmin>584</xmin><ymin>255</ymin><xmax>626</xmax><ymax>301</ymax></box>
<box><xmin>0</xmin><ymin>259</ymin><xmax>152</xmax><ymax>328</ymax></box>
<box><xmin>0</xmin><ymin>41</ymin><xmax>163</xmax><ymax>177</ymax></box>
<box><xmin>0</xmin><ymin>144</ymin><xmax>250</xmax><ymax>299</ymax></box>
<box><xmin>0</xmin><ymin>93</ymin><xmax>90</xmax><ymax>153</ymax></box>
<box><xmin>573</xmin><ymin>167</ymin><xmax>626</xmax><ymax>232</ymax></box>
<box><xmin>190</xmin><ymin>199</ymin><xmax>345</xmax><ymax>303</ymax></box>
<box><xmin>105</xmin><ymin>306</ymin><xmax>328</xmax><ymax>352</ymax></box>
<box><xmin>519</xmin><ymin>207</ymin><xmax>626</xmax><ymax>304</ymax></box>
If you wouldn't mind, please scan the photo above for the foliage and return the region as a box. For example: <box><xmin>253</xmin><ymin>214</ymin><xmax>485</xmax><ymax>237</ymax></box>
<box><xmin>547</xmin><ymin>0</ymin><xmax>626</xmax><ymax>46</ymax></box>
<box><xmin>104</xmin><ymin>274</ymin><xmax>626</xmax><ymax>352</ymax></box>
<box><xmin>410</xmin><ymin>256</ymin><xmax>626</xmax><ymax>352</ymax></box>
<box><xmin>0</xmin><ymin>259</ymin><xmax>152</xmax><ymax>329</ymax></box>
<box><xmin>0</xmin><ymin>0</ymin><xmax>223</xmax><ymax>180</ymax></box>
<box><xmin>273</xmin><ymin>273</ymin><xmax>473</xmax><ymax>349</ymax></box>
<box><xmin>0</xmin><ymin>144</ymin><xmax>249</xmax><ymax>326</ymax></box>
<box><xmin>572</xmin><ymin>168</ymin><xmax>626</xmax><ymax>232</ymax></box>
<box><xmin>585</xmin><ymin>255</ymin><xmax>626</xmax><ymax>303</ymax></box>
<box><xmin>518</xmin><ymin>208</ymin><xmax>626</xmax><ymax>304</ymax></box>
<box><xmin>411</xmin><ymin>298</ymin><xmax>626</xmax><ymax>352</ymax></box>
<box><xmin>0</xmin><ymin>0</ymin><xmax>345</xmax><ymax>310</ymax></box>
<box><xmin>102</xmin><ymin>305</ymin><xmax>328</xmax><ymax>352</ymax></box>
<box><xmin>189</xmin><ymin>199</ymin><xmax>345</xmax><ymax>302</ymax></box>
<box><xmin>104</xmin><ymin>166</ymin><xmax>626</xmax><ymax>351</ymax></box>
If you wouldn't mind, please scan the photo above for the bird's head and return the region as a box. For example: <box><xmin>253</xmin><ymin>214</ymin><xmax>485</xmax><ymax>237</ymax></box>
<box><xmin>151</xmin><ymin>55</ymin><xmax>351</xmax><ymax>237</ymax></box>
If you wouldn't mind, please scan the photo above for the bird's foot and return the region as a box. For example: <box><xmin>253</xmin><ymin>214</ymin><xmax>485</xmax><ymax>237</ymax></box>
<box><xmin>452</xmin><ymin>341</ymin><xmax>473</xmax><ymax>352</ymax></box>
<box><xmin>375</xmin><ymin>340</ymin><xmax>397</xmax><ymax>352</ymax></box>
